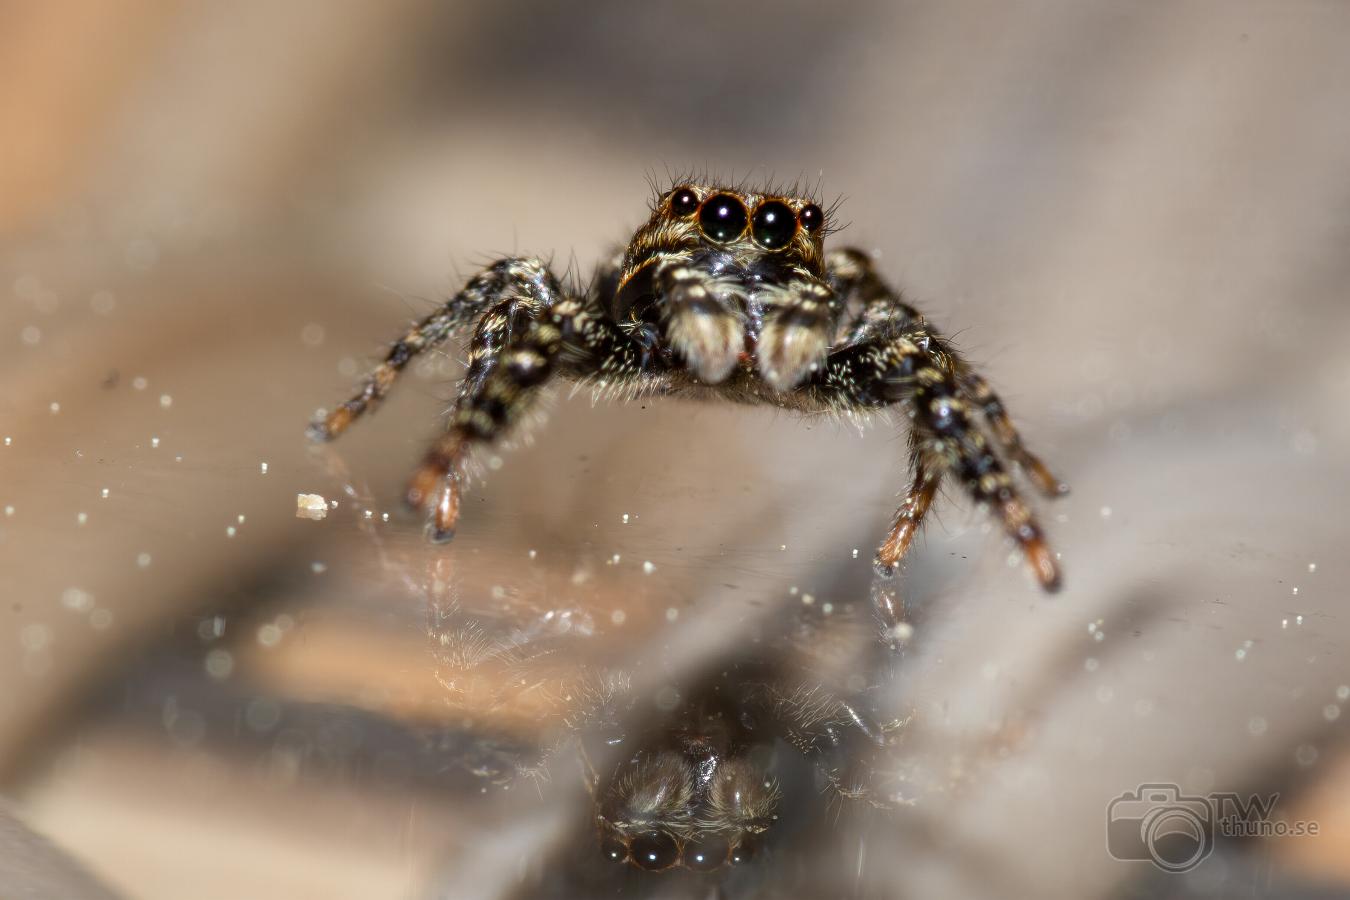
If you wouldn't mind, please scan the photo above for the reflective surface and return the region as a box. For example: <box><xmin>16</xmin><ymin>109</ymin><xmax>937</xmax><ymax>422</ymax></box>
<box><xmin>2</xmin><ymin>3</ymin><xmax>1350</xmax><ymax>898</ymax></box>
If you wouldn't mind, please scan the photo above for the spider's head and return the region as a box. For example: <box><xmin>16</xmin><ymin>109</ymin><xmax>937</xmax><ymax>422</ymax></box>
<box><xmin>613</xmin><ymin>182</ymin><xmax>833</xmax><ymax>318</ymax></box>
<box><xmin>595</xmin><ymin>749</ymin><xmax>778</xmax><ymax>873</ymax></box>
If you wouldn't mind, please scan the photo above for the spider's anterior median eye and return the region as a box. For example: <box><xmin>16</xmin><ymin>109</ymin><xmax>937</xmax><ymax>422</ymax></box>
<box><xmin>669</xmin><ymin>187</ymin><xmax>699</xmax><ymax>217</ymax></box>
<box><xmin>798</xmin><ymin>203</ymin><xmax>824</xmax><ymax>233</ymax></box>
<box><xmin>751</xmin><ymin>200</ymin><xmax>797</xmax><ymax>250</ymax></box>
<box><xmin>630</xmin><ymin>831</ymin><xmax>680</xmax><ymax>871</ymax></box>
<box><xmin>698</xmin><ymin>193</ymin><xmax>748</xmax><ymax>242</ymax></box>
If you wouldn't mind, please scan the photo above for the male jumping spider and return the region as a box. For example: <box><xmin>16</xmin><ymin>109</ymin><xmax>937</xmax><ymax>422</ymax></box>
<box><xmin>309</xmin><ymin>181</ymin><xmax>1067</xmax><ymax>588</ymax></box>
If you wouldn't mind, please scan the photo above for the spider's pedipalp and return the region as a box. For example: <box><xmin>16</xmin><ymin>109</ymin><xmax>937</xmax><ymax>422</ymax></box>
<box><xmin>755</xmin><ymin>275</ymin><xmax>841</xmax><ymax>391</ymax></box>
<box><xmin>654</xmin><ymin>258</ymin><xmax>745</xmax><ymax>384</ymax></box>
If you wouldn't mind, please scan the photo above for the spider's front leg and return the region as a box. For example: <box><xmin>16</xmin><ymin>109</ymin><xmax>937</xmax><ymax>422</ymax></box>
<box><xmin>404</xmin><ymin>258</ymin><xmax>664</xmax><ymax>540</ymax></box>
<box><xmin>811</xmin><ymin>326</ymin><xmax>1063</xmax><ymax>591</ymax></box>
<box><xmin>308</xmin><ymin>258</ymin><xmax>556</xmax><ymax>442</ymax></box>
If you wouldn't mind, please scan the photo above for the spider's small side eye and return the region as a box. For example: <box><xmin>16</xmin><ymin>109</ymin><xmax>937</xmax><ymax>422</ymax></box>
<box><xmin>630</xmin><ymin>831</ymin><xmax>681</xmax><ymax>871</ymax></box>
<box><xmin>669</xmin><ymin>187</ymin><xmax>699</xmax><ymax>217</ymax></box>
<box><xmin>698</xmin><ymin>194</ymin><xmax>748</xmax><ymax>242</ymax></box>
<box><xmin>751</xmin><ymin>200</ymin><xmax>797</xmax><ymax>250</ymax></box>
<box><xmin>798</xmin><ymin>203</ymin><xmax>824</xmax><ymax>233</ymax></box>
<box><xmin>601</xmin><ymin>836</ymin><xmax>630</xmax><ymax>865</ymax></box>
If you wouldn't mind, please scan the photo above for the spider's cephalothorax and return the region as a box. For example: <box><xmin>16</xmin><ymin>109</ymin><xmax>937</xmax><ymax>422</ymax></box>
<box><xmin>309</xmin><ymin>181</ymin><xmax>1068</xmax><ymax>590</ymax></box>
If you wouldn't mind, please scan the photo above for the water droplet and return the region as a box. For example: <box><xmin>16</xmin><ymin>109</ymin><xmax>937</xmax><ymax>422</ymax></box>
<box><xmin>1324</xmin><ymin>704</ymin><xmax>1341</xmax><ymax>722</ymax></box>
<box><xmin>137</xmin><ymin>552</ymin><xmax>152</xmax><ymax>568</ymax></box>
<box><xmin>159</xmin><ymin>394</ymin><xmax>172</xmax><ymax>409</ymax></box>
<box><xmin>610</xmin><ymin>609</ymin><xmax>627</xmax><ymax>626</ymax></box>
<box><xmin>642</xmin><ymin>561</ymin><xmax>655</xmax><ymax>575</ymax></box>
<box><xmin>49</xmin><ymin>402</ymin><xmax>60</xmax><ymax>414</ymax></box>
<box><xmin>204</xmin><ymin>648</ymin><xmax>234</xmax><ymax>680</ymax></box>
<box><xmin>225</xmin><ymin>526</ymin><xmax>236</xmax><ymax>538</ymax></box>
<box><xmin>132</xmin><ymin>376</ymin><xmax>148</xmax><ymax>391</ymax></box>
<box><xmin>1100</xmin><ymin>506</ymin><xmax>1112</xmax><ymax>518</ymax></box>
<box><xmin>665</xmin><ymin>607</ymin><xmax>679</xmax><ymax>622</ymax></box>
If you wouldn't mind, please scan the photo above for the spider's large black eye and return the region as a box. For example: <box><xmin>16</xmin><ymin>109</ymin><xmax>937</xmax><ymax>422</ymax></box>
<box><xmin>698</xmin><ymin>194</ymin><xmax>748</xmax><ymax>242</ymax></box>
<box><xmin>630</xmin><ymin>832</ymin><xmax>680</xmax><ymax>871</ymax></box>
<box><xmin>669</xmin><ymin>187</ymin><xmax>699</xmax><ymax>217</ymax></box>
<box><xmin>751</xmin><ymin>200</ymin><xmax>797</xmax><ymax>250</ymax></box>
<box><xmin>798</xmin><ymin>203</ymin><xmax>824</xmax><ymax>233</ymax></box>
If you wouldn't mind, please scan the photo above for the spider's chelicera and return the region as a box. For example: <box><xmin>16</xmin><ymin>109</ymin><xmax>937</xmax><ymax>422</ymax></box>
<box><xmin>309</xmin><ymin>180</ymin><xmax>1068</xmax><ymax>588</ymax></box>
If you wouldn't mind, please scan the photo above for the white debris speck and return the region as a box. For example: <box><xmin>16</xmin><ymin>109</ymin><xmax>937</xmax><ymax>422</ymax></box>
<box><xmin>4</xmin><ymin>505</ymin><xmax>14</xmax><ymax>517</ymax></box>
<box><xmin>1292</xmin><ymin>586</ymin><xmax>1299</xmax><ymax>596</ymax></box>
<box><xmin>528</xmin><ymin>549</ymin><xmax>537</xmax><ymax>560</ymax></box>
<box><xmin>1100</xmin><ymin>506</ymin><xmax>1112</xmax><ymax>518</ymax></box>
<box><xmin>1324</xmin><ymin>704</ymin><xmax>1341</xmax><ymax>722</ymax></box>
<box><xmin>1297</xmin><ymin>614</ymin><xmax>1304</xmax><ymax>625</ymax></box>
<box><xmin>1281</xmin><ymin>618</ymin><xmax>1289</xmax><ymax>629</ymax></box>
<box><xmin>821</xmin><ymin>602</ymin><xmax>834</xmax><ymax>615</ymax></box>
<box><xmin>3</xmin><ymin>437</ymin><xmax>10</xmax><ymax>446</ymax></box>
<box><xmin>665</xmin><ymin>607</ymin><xmax>679</xmax><ymax>622</ymax></box>
<box><xmin>363</xmin><ymin>509</ymin><xmax>373</xmax><ymax>520</ymax></box>
<box><xmin>21</xmin><ymin>326</ymin><xmax>42</xmax><ymax>345</ymax></box>
<box><xmin>225</xmin><ymin>526</ymin><xmax>237</xmax><ymax>538</ymax></box>
<box><xmin>257</xmin><ymin>623</ymin><xmax>283</xmax><ymax>647</ymax></box>
<box><xmin>296</xmin><ymin>494</ymin><xmax>328</xmax><ymax>520</ymax></box>
<box><xmin>610</xmin><ymin>553</ymin><xmax>621</xmax><ymax>565</ymax></box>
<box><xmin>237</xmin><ymin>514</ymin><xmax>245</xmax><ymax>524</ymax></box>
<box><xmin>487</xmin><ymin>455</ymin><xmax>503</xmax><ymax>471</ymax></box>
<box><xmin>100</xmin><ymin>488</ymin><xmax>109</xmax><ymax>499</ymax></box>
<box><xmin>137</xmin><ymin>552</ymin><xmax>152</xmax><ymax>568</ymax></box>
<box><xmin>49</xmin><ymin>402</ymin><xmax>60</xmax><ymax>414</ymax></box>
<box><xmin>174</xmin><ymin>455</ymin><xmax>182</xmax><ymax>463</ymax></box>
<box><xmin>150</xmin><ymin>436</ymin><xmax>160</xmax><ymax>448</ymax></box>
<box><xmin>159</xmin><ymin>394</ymin><xmax>172</xmax><ymax>408</ymax></box>
<box><xmin>1308</xmin><ymin>562</ymin><xmax>1317</xmax><ymax>573</ymax></box>
<box><xmin>381</xmin><ymin>512</ymin><xmax>389</xmax><ymax>523</ymax></box>
<box><xmin>131</xmin><ymin>376</ymin><xmax>147</xmax><ymax>391</ymax></box>
<box><xmin>780</xmin><ymin>544</ymin><xmax>787</xmax><ymax>551</ymax></box>
<box><xmin>1336</xmin><ymin>685</ymin><xmax>1349</xmax><ymax>702</ymax></box>
<box><xmin>259</xmin><ymin>461</ymin><xmax>269</xmax><ymax>474</ymax></box>
<box><xmin>1235</xmin><ymin>639</ymin><xmax>1253</xmax><ymax>661</ymax></box>
<box><xmin>310</xmin><ymin>561</ymin><xmax>327</xmax><ymax>574</ymax></box>
<box><xmin>610</xmin><ymin>609</ymin><xmax>627</xmax><ymax>626</ymax></box>
<box><xmin>852</xmin><ymin>548</ymin><xmax>859</xmax><ymax>559</ymax></box>
<box><xmin>801</xmin><ymin>593</ymin><xmax>814</xmax><ymax>605</ymax></box>
<box><xmin>642</xmin><ymin>561</ymin><xmax>655</xmax><ymax>575</ymax></box>
<box><xmin>76</xmin><ymin>512</ymin><xmax>87</xmax><ymax>526</ymax></box>
<box><xmin>621</xmin><ymin>513</ymin><xmax>630</xmax><ymax>524</ymax></box>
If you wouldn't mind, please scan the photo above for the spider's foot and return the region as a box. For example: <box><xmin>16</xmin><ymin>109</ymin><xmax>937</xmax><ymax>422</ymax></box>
<box><xmin>871</xmin><ymin>556</ymin><xmax>898</xmax><ymax>579</ymax></box>
<box><xmin>1020</xmin><ymin>530</ymin><xmax>1062</xmax><ymax>592</ymax></box>
<box><xmin>1019</xmin><ymin>452</ymin><xmax>1070</xmax><ymax>499</ymax></box>
<box><xmin>307</xmin><ymin>404</ymin><xmax>354</xmax><ymax>443</ymax></box>
<box><xmin>406</xmin><ymin>461</ymin><xmax>462</xmax><ymax>542</ymax></box>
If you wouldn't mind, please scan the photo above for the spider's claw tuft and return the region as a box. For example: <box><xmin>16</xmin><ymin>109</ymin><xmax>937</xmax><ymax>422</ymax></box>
<box><xmin>308</xmin><ymin>405</ymin><xmax>353</xmax><ymax>442</ymax></box>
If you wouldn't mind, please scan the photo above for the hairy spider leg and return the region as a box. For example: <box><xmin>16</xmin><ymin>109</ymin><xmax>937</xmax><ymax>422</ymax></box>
<box><xmin>754</xmin><ymin>270</ymin><xmax>843</xmax><ymax>391</ymax></box>
<box><xmin>404</xmin><ymin>259</ymin><xmax>667</xmax><ymax>540</ymax></box>
<box><xmin>307</xmin><ymin>258</ymin><xmax>560</xmax><ymax>441</ymax></box>
<box><xmin>957</xmin><ymin>368</ymin><xmax>1069</xmax><ymax>498</ymax></box>
<box><xmin>876</xmin><ymin>441</ymin><xmax>940</xmax><ymax>575</ymax></box>
<box><xmin>809</xmin><ymin>325</ymin><xmax>1061</xmax><ymax>591</ymax></box>
<box><xmin>825</xmin><ymin>247</ymin><xmax>925</xmax><ymax>344</ymax></box>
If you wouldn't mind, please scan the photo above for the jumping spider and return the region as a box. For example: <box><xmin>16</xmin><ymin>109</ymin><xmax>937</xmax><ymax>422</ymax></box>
<box><xmin>309</xmin><ymin>180</ymin><xmax>1067</xmax><ymax>588</ymax></box>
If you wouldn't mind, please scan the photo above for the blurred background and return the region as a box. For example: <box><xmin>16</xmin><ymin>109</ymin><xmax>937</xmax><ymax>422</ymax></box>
<box><xmin>2</xmin><ymin>2</ymin><xmax>1349</xmax><ymax>898</ymax></box>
